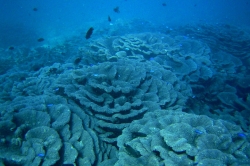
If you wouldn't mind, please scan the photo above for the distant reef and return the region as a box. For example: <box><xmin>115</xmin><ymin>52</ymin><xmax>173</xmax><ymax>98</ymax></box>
<box><xmin>0</xmin><ymin>24</ymin><xmax>250</xmax><ymax>165</ymax></box>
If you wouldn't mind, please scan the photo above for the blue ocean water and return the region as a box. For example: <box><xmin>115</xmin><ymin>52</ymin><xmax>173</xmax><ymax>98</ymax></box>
<box><xmin>0</xmin><ymin>0</ymin><xmax>250</xmax><ymax>165</ymax></box>
<box><xmin>1</xmin><ymin>0</ymin><xmax>249</xmax><ymax>48</ymax></box>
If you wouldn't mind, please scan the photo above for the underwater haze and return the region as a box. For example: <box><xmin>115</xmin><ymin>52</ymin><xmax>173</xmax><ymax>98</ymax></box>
<box><xmin>0</xmin><ymin>0</ymin><xmax>250</xmax><ymax>166</ymax></box>
<box><xmin>1</xmin><ymin>0</ymin><xmax>250</xmax><ymax>47</ymax></box>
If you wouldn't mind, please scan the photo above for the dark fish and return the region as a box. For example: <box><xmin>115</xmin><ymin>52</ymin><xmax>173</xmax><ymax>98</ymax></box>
<box><xmin>162</xmin><ymin>3</ymin><xmax>166</xmax><ymax>6</ymax></box>
<box><xmin>131</xmin><ymin>132</ymin><xmax>147</xmax><ymax>138</ymax></box>
<box><xmin>74</xmin><ymin>57</ymin><xmax>82</xmax><ymax>65</ymax></box>
<box><xmin>19</xmin><ymin>76</ymin><xmax>26</xmax><ymax>81</ymax></box>
<box><xmin>33</xmin><ymin>7</ymin><xmax>38</xmax><ymax>11</ymax></box>
<box><xmin>113</xmin><ymin>6</ymin><xmax>120</xmax><ymax>13</ymax></box>
<box><xmin>9</xmin><ymin>46</ymin><xmax>14</xmax><ymax>50</ymax></box>
<box><xmin>85</xmin><ymin>27</ymin><xmax>94</xmax><ymax>39</ymax></box>
<box><xmin>108</xmin><ymin>15</ymin><xmax>111</xmax><ymax>22</ymax></box>
<box><xmin>37</xmin><ymin>38</ymin><xmax>44</xmax><ymax>42</ymax></box>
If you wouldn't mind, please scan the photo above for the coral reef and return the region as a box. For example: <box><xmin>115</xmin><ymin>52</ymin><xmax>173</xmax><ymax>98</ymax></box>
<box><xmin>54</xmin><ymin>58</ymin><xmax>191</xmax><ymax>143</ymax></box>
<box><xmin>116</xmin><ymin>110</ymin><xmax>250</xmax><ymax>166</ymax></box>
<box><xmin>0</xmin><ymin>25</ymin><xmax>250</xmax><ymax>165</ymax></box>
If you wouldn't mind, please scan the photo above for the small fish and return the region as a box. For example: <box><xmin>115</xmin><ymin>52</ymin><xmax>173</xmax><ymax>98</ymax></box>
<box><xmin>33</xmin><ymin>7</ymin><xmax>38</xmax><ymax>11</ymax></box>
<box><xmin>194</xmin><ymin>129</ymin><xmax>203</xmax><ymax>135</ymax></box>
<box><xmin>113</xmin><ymin>6</ymin><xmax>120</xmax><ymax>13</ymax></box>
<box><xmin>37</xmin><ymin>153</ymin><xmax>45</xmax><ymax>157</ymax></box>
<box><xmin>237</xmin><ymin>133</ymin><xmax>247</xmax><ymax>138</ymax></box>
<box><xmin>9</xmin><ymin>46</ymin><xmax>14</xmax><ymax>50</ymax></box>
<box><xmin>53</xmin><ymin>88</ymin><xmax>59</xmax><ymax>91</ymax></box>
<box><xmin>19</xmin><ymin>77</ymin><xmax>26</xmax><ymax>81</ymax></box>
<box><xmin>74</xmin><ymin>57</ymin><xmax>82</xmax><ymax>65</ymax></box>
<box><xmin>85</xmin><ymin>27</ymin><xmax>94</xmax><ymax>39</ymax></box>
<box><xmin>108</xmin><ymin>15</ymin><xmax>111</xmax><ymax>22</ymax></box>
<box><xmin>47</xmin><ymin>104</ymin><xmax>54</xmax><ymax>107</ymax></box>
<box><xmin>162</xmin><ymin>3</ymin><xmax>166</xmax><ymax>6</ymax></box>
<box><xmin>37</xmin><ymin>38</ymin><xmax>44</xmax><ymax>42</ymax></box>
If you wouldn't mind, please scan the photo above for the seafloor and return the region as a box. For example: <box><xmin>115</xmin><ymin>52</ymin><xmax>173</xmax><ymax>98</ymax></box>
<box><xmin>0</xmin><ymin>21</ymin><xmax>250</xmax><ymax>166</ymax></box>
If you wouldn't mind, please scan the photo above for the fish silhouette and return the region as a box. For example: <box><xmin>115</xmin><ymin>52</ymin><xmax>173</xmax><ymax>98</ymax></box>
<box><xmin>37</xmin><ymin>38</ymin><xmax>44</xmax><ymax>42</ymax></box>
<box><xmin>9</xmin><ymin>46</ymin><xmax>14</xmax><ymax>50</ymax></box>
<box><xmin>113</xmin><ymin>6</ymin><xmax>120</xmax><ymax>13</ymax></box>
<box><xmin>74</xmin><ymin>57</ymin><xmax>82</xmax><ymax>65</ymax></box>
<box><xmin>85</xmin><ymin>27</ymin><xmax>94</xmax><ymax>39</ymax></box>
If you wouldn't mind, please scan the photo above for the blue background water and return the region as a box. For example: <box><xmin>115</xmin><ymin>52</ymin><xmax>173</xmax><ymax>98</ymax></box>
<box><xmin>0</xmin><ymin>0</ymin><xmax>249</xmax><ymax>48</ymax></box>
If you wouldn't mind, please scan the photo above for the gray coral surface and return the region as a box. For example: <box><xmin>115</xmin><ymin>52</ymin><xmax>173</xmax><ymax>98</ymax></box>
<box><xmin>0</xmin><ymin>28</ymin><xmax>250</xmax><ymax>166</ymax></box>
<box><xmin>116</xmin><ymin>110</ymin><xmax>250</xmax><ymax>166</ymax></box>
<box><xmin>53</xmin><ymin>58</ymin><xmax>190</xmax><ymax>144</ymax></box>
